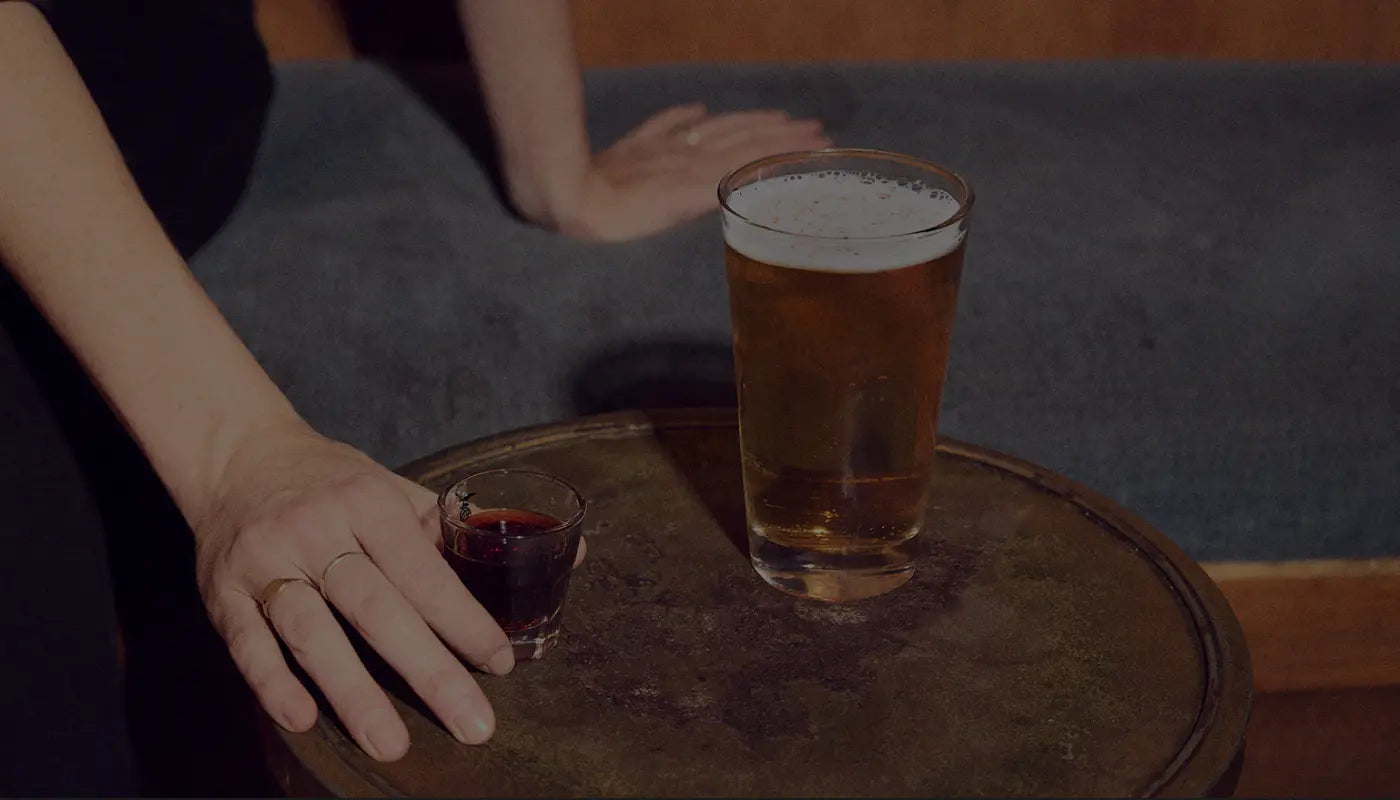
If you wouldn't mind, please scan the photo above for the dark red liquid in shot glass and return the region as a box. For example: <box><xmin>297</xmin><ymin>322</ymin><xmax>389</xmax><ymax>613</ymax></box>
<box><xmin>442</xmin><ymin>509</ymin><xmax>578</xmax><ymax>632</ymax></box>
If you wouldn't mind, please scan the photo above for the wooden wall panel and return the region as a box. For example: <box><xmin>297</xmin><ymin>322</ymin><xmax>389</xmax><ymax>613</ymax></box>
<box><xmin>567</xmin><ymin>0</ymin><xmax>1400</xmax><ymax>66</ymax></box>
<box><xmin>568</xmin><ymin>0</ymin><xmax>1114</xmax><ymax>65</ymax></box>
<box><xmin>1234</xmin><ymin>686</ymin><xmax>1400</xmax><ymax>798</ymax></box>
<box><xmin>255</xmin><ymin>0</ymin><xmax>353</xmax><ymax>61</ymax></box>
<box><xmin>256</xmin><ymin>0</ymin><xmax>1400</xmax><ymax>64</ymax></box>
<box><xmin>1207</xmin><ymin>559</ymin><xmax>1400</xmax><ymax>693</ymax></box>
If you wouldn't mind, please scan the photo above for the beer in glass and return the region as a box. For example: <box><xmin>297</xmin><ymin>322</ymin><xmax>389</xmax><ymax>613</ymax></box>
<box><xmin>719</xmin><ymin>149</ymin><xmax>973</xmax><ymax>602</ymax></box>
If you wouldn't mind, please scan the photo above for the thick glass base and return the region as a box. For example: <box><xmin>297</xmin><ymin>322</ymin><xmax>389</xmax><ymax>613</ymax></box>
<box><xmin>748</xmin><ymin>529</ymin><xmax>917</xmax><ymax>602</ymax></box>
<box><xmin>506</xmin><ymin>616</ymin><xmax>562</xmax><ymax>661</ymax></box>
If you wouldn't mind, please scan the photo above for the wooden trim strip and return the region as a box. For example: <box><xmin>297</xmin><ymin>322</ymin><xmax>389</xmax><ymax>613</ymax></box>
<box><xmin>1207</xmin><ymin>558</ymin><xmax>1400</xmax><ymax>581</ymax></box>
<box><xmin>568</xmin><ymin>0</ymin><xmax>1400</xmax><ymax>66</ymax></box>
<box><xmin>1204</xmin><ymin>558</ymin><xmax>1400</xmax><ymax>693</ymax></box>
<box><xmin>256</xmin><ymin>0</ymin><xmax>1400</xmax><ymax>64</ymax></box>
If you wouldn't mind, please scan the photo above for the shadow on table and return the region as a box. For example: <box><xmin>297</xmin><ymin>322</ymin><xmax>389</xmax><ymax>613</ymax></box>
<box><xmin>644</xmin><ymin>408</ymin><xmax>751</xmax><ymax>559</ymax></box>
<box><xmin>571</xmin><ymin>340</ymin><xmax>737</xmax><ymax>416</ymax></box>
<box><xmin>570</xmin><ymin>341</ymin><xmax>750</xmax><ymax>559</ymax></box>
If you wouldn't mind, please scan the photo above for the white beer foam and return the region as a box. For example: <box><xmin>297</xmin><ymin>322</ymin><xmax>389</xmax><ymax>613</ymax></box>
<box><xmin>723</xmin><ymin>171</ymin><xmax>966</xmax><ymax>273</ymax></box>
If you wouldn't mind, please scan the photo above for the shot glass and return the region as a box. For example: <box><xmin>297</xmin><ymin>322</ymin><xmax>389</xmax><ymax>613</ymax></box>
<box><xmin>438</xmin><ymin>469</ymin><xmax>585</xmax><ymax>661</ymax></box>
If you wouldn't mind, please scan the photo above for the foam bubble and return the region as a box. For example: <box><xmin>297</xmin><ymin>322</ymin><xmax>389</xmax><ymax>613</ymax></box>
<box><xmin>723</xmin><ymin>170</ymin><xmax>966</xmax><ymax>273</ymax></box>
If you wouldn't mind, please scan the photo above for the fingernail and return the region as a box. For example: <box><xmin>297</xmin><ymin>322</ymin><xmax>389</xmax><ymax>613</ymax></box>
<box><xmin>486</xmin><ymin>646</ymin><xmax>515</xmax><ymax>676</ymax></box>
<box><xmin>452</xmin><ymin>709</ymin><xmax>495</xmax><ymax>745</ymax></box>
<box><xmin>365</xmin><ymin>723</ymin><xmax>406</xmax><ymax>762</ymax></box>
<box><xmin>360</xmin><ymin>710</ymin><xmax>408</xmax><ymax>762</ymax></box>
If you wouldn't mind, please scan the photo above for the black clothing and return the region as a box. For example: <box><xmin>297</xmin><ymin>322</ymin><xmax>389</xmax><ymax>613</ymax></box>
<box><xmin>1</xmin><ymin>1</ymin><xmax>272</xmax><ymax>793</ymax></box>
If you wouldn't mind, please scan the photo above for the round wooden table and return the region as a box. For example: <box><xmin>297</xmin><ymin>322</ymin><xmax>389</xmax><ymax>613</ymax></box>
<box><xmin>265</xmin><ymin>410</ymin><xmax>1251</xmax><ymax>797</ymax></box>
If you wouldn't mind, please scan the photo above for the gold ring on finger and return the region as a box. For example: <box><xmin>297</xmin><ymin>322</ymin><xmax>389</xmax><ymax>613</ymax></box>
<box><xmin>259</xmin><ymin>577</ymin><xmax>315</xmax><ymax>618</ymax></box>
<box><xmin>319</xmin><ymin>550</ymin><xmax>373</xmax><ymax>594</ymax></box>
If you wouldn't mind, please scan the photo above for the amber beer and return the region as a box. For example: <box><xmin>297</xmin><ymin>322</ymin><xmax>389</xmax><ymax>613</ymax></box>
<box><xmin>720</xmin><ymin>150</ymin><xmax>972</xmax><ymax>602</ymax></box>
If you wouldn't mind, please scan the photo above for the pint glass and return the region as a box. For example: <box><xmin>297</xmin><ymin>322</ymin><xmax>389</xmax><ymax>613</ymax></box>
<box><xmin>719</xmin><ymin>149</ymin><xmax>973</xmax><ymax>602</ymax></box>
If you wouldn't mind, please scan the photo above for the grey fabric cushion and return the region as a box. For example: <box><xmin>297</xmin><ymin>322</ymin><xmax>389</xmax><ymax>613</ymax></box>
<box><xmin>191</xmin><ymin>60</ymin><xmax>1400</xmax><ymax>563</ymax></box>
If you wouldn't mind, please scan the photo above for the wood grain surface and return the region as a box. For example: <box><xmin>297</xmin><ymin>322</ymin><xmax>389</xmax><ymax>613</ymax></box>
<box><xmin>1206</xmin><ymin>559</ymin><xmax>1400</xmax><ymax>693</ymax></box>
<box><xmin>1233</xmin><ymin>685</ymin><xmax>1400</xmax><ymax>798</ymax></box>
<box><xmin>255</xmin><ymin>0</ymin><xmax>1400</xmax><ymax>63</ymax></box>
<box><xmin>568</xmin><ymin>0</ymin><xmax>1400</xmax><ymax>65</ymax></box>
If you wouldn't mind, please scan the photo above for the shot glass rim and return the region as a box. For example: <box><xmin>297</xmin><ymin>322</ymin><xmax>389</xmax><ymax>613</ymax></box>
<box><xmin>437</xmin><ymin>468</ymin><xmax>587</xmax><ymax>537</ymax></box>
<box><xmin>717</xmin><ymin>147</ymin><xmax>975</xmax><ymax>243</ymax></box>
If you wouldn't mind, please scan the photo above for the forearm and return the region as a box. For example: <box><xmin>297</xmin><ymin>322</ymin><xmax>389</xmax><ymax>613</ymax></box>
<box><xmin>456</xmin><ymin>0</ymin><xmax>592</xmax><ymax>231</ymax></box>
<box><xmin>0</xmin><ymin>4</ymin><xmax>299</xmax><ymax>523</ymax></box>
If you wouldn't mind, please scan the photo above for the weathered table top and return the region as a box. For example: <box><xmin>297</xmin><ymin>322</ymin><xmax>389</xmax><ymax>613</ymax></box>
<box><xmin>267</xmin><ymin>409</ymin><xmax>1250</xmax><ymax>798</ymax></box>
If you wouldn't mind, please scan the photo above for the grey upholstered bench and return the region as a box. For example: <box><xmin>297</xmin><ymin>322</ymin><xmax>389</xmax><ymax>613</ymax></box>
<box><xmin>192</xmin><ymin>60</ymin><xmax>1400</xmax><ymax>565</ymax></box>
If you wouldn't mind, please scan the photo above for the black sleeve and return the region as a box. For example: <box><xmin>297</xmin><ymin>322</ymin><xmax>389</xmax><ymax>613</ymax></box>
<box><xmin>5</xmin><ymin>0</ymin><xmax>273</xmax><ymax>258</ymax></box>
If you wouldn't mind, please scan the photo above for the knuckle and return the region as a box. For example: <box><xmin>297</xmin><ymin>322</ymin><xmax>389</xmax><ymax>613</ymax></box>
<box><xmin>227</xmin><ymin>529</ymin><xmax>295</xmax><ymax>579</ymax></box>
<box><xmin>247</xmin><ymin>675</ymin><xmax>278</xmax><ymax>703</ymax></box>
<box><xmin>402</xmin><ymin>551</ymin><xmax>452</xmax><ymax>593</ymax></box>
<box><xmin>205</xmin><ymin>592</ymin><xmax>242</xmax><ymax>633</ymax></box>
<box><xmin>345</xmin><ymin>585</ymin><xmax>401</xmax><ymax>634</ymax></box>
<box><xmin>255</xmin><ymin>508</ymin><xmax>342</xmax><ymax>561</ymax></box>
<box><xmin>339</xmin><ymin>692</ymin><xmax>393</xmax><ymax>735</ymax></box>
<box><xmin>276</xmin><ymin>603</ymin><xmax>324</xmax><ymax>656</ymax></box>
<box><xmin>246</xmin><ymin>663</ymin><xmax>289</xmax><ymax>702</ymax></box>
<box><xmin>225</xmin><ymin>535</ymin><xmax>297</xmax><ymax>585</ymax></box>
<box><xmin>345</xmin><ymin>471</ymin><xmax>386</xmax><ymax>496</ymax></box>
<box><xmin>327</xmin><ymin>472</ymin><xmax>385</xmax><ymax>508</ymax></box>
<box><xmin>280</xmin><ymin>502</ymin><xmax>335</xmax><ymax>541</ymax></box>
<box><xmin>421</xmin><ymin>665</ymin><xmax>475</xmax><ymax>710</ymax></box>
<box><xmin>328</xmin><ymin>474</ymin><xmax>401</xmax><ymax>522</ymax></box>
<box><xmin>405</xmin><ymin>572</ymin><xmax>460</xmax><ymax>621</ymax></box>
<box><xmin>225</xmin><ymin>624</ymin><xmax>262</xmax><ymax>668</ymax></box>
<box><xmin>227</xmin><ymin>528</ymin><xmax>273</xmax><ymax>565</ymax></box>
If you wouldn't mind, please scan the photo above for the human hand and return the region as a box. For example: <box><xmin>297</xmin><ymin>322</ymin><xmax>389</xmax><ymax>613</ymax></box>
<box><xmin>555</xmin><ymin>103</ymin><xmax>832</xmax><ymax>241</ymax></box>
<box><xmin>191</xmin><ymin>420</ymin><xmax>516</xmax><ymax>761</ymax></box>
